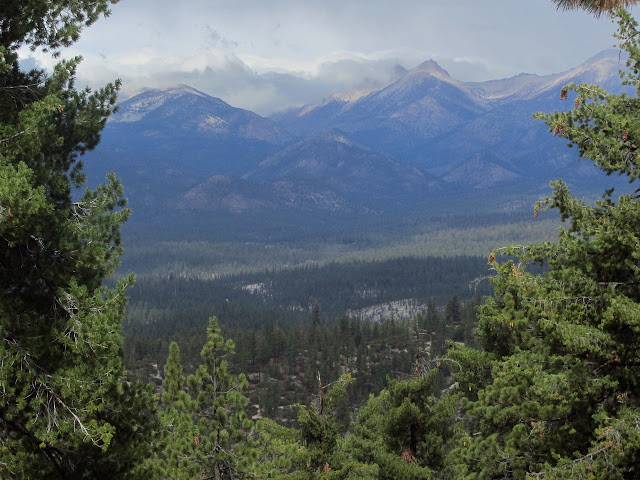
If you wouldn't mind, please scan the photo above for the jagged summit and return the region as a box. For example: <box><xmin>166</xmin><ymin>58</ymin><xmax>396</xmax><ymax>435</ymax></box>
<box><xmin>410</xmin><ymin>59</ymin><xmax>451</xmax><ymax>79</ymax></box>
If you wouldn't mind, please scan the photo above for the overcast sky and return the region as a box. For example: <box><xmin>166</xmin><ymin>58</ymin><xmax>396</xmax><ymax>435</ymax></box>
<box><xmin>22</xmin><ymin>0</ymin><xmax>640</xmax><ymax>115</ymax></box>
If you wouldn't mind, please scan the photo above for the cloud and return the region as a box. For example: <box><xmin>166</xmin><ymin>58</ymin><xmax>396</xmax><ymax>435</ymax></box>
<box><xmin>202</xmin><ymin>26</ymin><xmax>239</xmax><ymax>49</ymax></box>
<box><xmin>439</xmin><ymin>57</ymin><xmax>501</xmax><ymax>83</ymax></box>
<box><xmin>19</xmin><ymin>45</ymin><xmax>411</xmax><ymax>115</ymax></box>
<box><xmin>14</xmin><ymin>40</ymin><xmax>598</xmax><ymax>117</ymax></box>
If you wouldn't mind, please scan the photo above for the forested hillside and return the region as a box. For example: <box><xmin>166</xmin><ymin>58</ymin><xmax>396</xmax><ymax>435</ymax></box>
<box><xmin>122</xmin><ymin>256</ymin><xmax>490</xmax><ymax>411</ymax></box>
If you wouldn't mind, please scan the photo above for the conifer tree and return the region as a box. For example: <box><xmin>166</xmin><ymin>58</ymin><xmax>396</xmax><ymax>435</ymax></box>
<box><xmin>453</xmin><ymin>10</ymin><xmax>640</xmax><ymax>479</ymax></box>
<box><xmin>159</xmin><ymin>319</ymin><xmax>298</xmax><ymax>479</ymax></box>
<box><xmin>552</xmin><ymin>0</ymin><xmax>639</xmax><ymax>15</ymax></box>
<box><xmin>0</xmin><ymin>1</ymin><xmax>156</xmax><ymax>478</ymax></box>
<box><xmin>159</xmin><ymin>342</ymin><xmax>199</xmax><ymax>479</ymax></box>
<box><xmin>339</xmin><ymin>370</ymin><xmax>456</xmax><ymax>480</ymax></box>
<box><xmin>186</xmin><ymin>317</ymin><xmax>257</xmax><ymax>479</ymax></box>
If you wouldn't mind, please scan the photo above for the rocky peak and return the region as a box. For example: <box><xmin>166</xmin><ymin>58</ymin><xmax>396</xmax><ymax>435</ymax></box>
<box><xmin>409</xmin><ymin>59</ymin><xmax>452</xmax><ymax>80</ymax></box>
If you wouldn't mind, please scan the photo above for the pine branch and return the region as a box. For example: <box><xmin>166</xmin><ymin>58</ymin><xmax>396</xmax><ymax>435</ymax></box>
<box><xmin>552</xmin><ymin>0</ymin><xmax>640</xmax><ymax>16</ymax></box>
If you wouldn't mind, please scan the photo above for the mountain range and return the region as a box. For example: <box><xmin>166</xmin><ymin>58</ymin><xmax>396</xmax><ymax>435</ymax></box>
<box><xmin>84</xmin><ymin>49</ymin><xmax>632</xmax><ymax>231</ymax></box>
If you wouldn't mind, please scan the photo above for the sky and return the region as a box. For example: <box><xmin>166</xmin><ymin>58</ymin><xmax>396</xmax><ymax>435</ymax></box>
<box><xmin>21</xmin><ymin>0</ymin><xmax>640</xmax><ymax>115</ymax></box>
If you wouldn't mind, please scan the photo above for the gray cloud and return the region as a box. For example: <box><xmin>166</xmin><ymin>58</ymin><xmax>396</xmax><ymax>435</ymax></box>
<box><xmin>203</xmin><ymin>26</ymin><xmax>239</xmax><ymax>49</ymax></box>
<box><xmin>439</xmin><ymin>57</ymin><xmax>497</xmax><ymax>83</ymax></box>
<box><xmin>106</xmin><ymin>54</ymin><xmax>404</xmax><ymax>115</ymax></box>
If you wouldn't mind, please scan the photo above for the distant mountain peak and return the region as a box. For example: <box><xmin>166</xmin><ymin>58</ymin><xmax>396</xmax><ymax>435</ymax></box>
<box><xmin>410</xmin><ymin>59</ymin><xmax>451</xmax><ymax>79</ymax></box>
<box><xmin>106</xmin><ymin>83</ymin><xmax>291</xmax><ymax>144</ymax></box>
<box><xmin>112</xmin><ymin>85</ymin><xmax>227</xmax><ymax>123</ymax></box>
<box><xmin>584</xmin><ymin>48</ymin><xmax>622</xmax><ymax>63</ymax></box>
<box><xmin>164</xmin><ymin>84</ymin><xmax>211</xmax><ymax>98</ymax></box>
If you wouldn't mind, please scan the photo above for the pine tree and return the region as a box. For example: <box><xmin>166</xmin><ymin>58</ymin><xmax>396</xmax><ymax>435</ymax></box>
<box><xmin>0</xmin><ymin>1</ymin><xmax>155</xmax><ymax>478</ymax></box>
<box><xmin>159</xmin><ymin>342</ymin><xmax>199</xmax><ymax>479</ymax></box>
<box><xmin>291</xmin><ymin>373</ymin><xmax>357</xmax><ymax>476</ymax></box>
<box><xmin>453</xmin><ymin>10</ymin><xmax>640</xmax><ymax>479</ymax></box>
<box><xmin>445</xmin><ymin>295</ymin><xmax>464</xmax><ymax>342</ymax></box>
<box><xmin>159</xmin><ymin>319</ymin><xmax>299</xmax><ymax>479</ymax></box>
<box><xmin>186</xmin><ymin>317</ymin><xmax>257</xmax><ymax>479</ymax></box>
<box><xmin>340</xmin><ymin>371</ymin><xmax>456</xmax><ymax>480</ymax></box>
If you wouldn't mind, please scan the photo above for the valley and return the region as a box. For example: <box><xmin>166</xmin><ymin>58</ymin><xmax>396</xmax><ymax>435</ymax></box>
<box><xmin>103</xmin><ymin>50</ymin><xmax>630</xmax><ymax>436</ymax></box>
<box><xmin>104</xmin><ymin>49</ymin><xmax>624</xmax><ymax>390</ymax></box>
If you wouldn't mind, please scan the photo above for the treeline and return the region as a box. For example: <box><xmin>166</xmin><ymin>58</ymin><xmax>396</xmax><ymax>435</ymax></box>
<box><xmin>122</xmin><ymin>255</ymin><xmax>490</xmax><ymax>369</ymax></box>
<box><xmin>123</xmin><ymin>257</ymin><xmax>482</xmax><ymax>419</ymax></box>
<box><xmin>119</xmin><ymin>216</ymin><xmax>559</xmax><ymax>278</ymax></box>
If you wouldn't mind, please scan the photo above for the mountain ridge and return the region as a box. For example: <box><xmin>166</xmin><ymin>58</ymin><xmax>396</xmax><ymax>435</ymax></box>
<box><xmin>83</xmin><ymin>49</ymin><xmax>631</xmax><ymax>226</ymax></box>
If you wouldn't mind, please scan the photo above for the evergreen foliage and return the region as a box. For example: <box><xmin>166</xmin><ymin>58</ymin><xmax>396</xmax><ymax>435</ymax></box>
<box><xmin>159</xmin><ymin>342</ymin><xmax>198</xmax><ymax>479</ymax></box>
<box><xmin>158</xmin><ymin>318</ymin><xmax>327</xmax><ymax>480</ymax></box>
<box><xmin>340</xmin><ymin>371</ymin><xmax>456</xmax><ymax>480</ymax></box>
<box><xmin>0</xmin><ymin>1</ymin><xmax>157</xmax><ymax>477</ymax></box>
<box><xmin>452</xmin><ymin>11</ymin><xmax>640</xmax><ymax>479</ymax></box>
<box><xmin>294</xmin><ymin>373</ymin><xmax>355</xmax><ymax>475</ymax></box>
<box><xmin>186</xmin><ymin>318</ymin><xmax>257</xmax><ymax>479</ymax></box>
<box><xmin>121</xmin><ymin>255</ymin><xmax>490</xmax><ymax>372</ymax></box>
<box><xmin>552</xmin><ymin>0</ymin><xmax>639</xmax><ymax>16</ymax></box>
